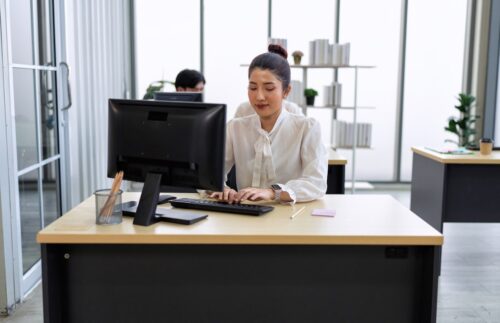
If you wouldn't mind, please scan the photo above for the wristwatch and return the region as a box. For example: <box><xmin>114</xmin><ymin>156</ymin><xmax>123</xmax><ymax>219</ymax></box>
<box><xmin>271</xmin><ymin>184</ymin><xmax>282</xmax><ymax>202</ymax></box>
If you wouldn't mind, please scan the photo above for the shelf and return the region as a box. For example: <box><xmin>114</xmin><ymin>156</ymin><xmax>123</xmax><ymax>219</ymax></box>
<box><xmin>345</xmin><ymin>181</ymin><xmax>374</xmax><ymax>190</ymax></box>
<box><xmin>332</xmin><ymin>146</ymin><xmax>372</xmax><ymax>150</ymax></box>
<box><xmin>290</xmin><ymin>64</ymin><xmax>375</xmax><ymax>69</ymax></box>
<box><xmin>240</xmin><ymin>64</ymin><xmax>375</xmax><ymax>69</ymax></box>
<box><xmin>241</xmin><ymin>59</ymin><xmax>374</xmax><ymax>193</ymax></box>
<box><xmin>304</xmin><ymin>105</ymin><xmax>375</xmax><ymax>111</ymax></box>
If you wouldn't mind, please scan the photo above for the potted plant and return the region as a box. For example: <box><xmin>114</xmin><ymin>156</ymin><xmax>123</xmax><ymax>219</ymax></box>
<box><xmin>304</xmin><ymin>88</ymin><xmax>318</xmax><ymax>106</ymax></box>
<box><xmin>143</xmin><ymin>80</ymin><xmax>175</xmax><ymax>99</ymax></box>
<box><xmin>292</xmin><ymin>50</ymin><xmax>304</xmax><ymax>65</ymax></box>
<box><xmin>444</xmin><ymin>93</ymin><xmax>479</xmax><ymax>148</ymax></box>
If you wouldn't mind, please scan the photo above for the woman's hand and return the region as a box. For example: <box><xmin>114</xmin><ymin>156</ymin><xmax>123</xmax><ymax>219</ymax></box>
<box><xmin>209</xmin><ymin>187</ymin><xmax>238</xmax><ymax>203</ymax></box>
<box><xmin>235</xmin><ymin>187</ymin><xmax>274</xmax><ymax>202</ymax></box>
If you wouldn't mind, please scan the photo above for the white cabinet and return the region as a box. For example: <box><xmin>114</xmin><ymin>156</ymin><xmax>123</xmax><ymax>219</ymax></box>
<box><xmin>293</xmin><ymin>64</ymin><xmax>375</xmax><ymax>192</ymax></box>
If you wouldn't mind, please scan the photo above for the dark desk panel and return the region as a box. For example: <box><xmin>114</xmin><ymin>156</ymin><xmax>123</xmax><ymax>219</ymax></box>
<box><xmin>42</xmin><ymin>243</ymin><xmax>439</xmax><ymax>323</ymax></box>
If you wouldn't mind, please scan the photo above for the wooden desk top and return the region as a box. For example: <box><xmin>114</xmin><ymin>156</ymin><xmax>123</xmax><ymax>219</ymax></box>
<box><xmin>412</xmin><ymin>146</ymin><xmax>500</xmax><ymax>164</ymax></box>
<box><xmin>328</xmin><ymin>149</ymin><xmax>347</xmax><ymax>165</ymax></box>
<box><xmin>37</xmin><ymin>193</ymin><xmax>442</xmax><ymax>246</ymax></box>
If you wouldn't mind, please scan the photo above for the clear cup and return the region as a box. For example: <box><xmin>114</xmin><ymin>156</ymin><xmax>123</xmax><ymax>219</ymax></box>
<box><xmin>95</xmin><ymin>189</ymin><xmax>123</xmax><ymax>225</ymax></box>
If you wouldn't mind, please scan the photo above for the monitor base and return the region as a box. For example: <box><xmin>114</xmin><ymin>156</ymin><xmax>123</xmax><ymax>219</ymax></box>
<box><xmin>157</xmin><ymin>194</ymin><xmax>176</xmax><ymax>204</ymax></box>
<box><xmin>124</xmin><ymin>205</ymin><xmax>207</xmax><ymax>225</ymax></box>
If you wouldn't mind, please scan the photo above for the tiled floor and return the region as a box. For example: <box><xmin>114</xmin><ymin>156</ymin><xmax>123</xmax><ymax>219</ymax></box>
<box><xmin>0</xmin><ymin>284</ymin><xmax>42</xmax><ymax>323</ymax></box>
<box><xmin>2</xmin><ymin>185</ymin><xmax>499</xmax><ymax>322</ymax></box>
<box><xmin>437</xmin><ymin>223</ymin><xmax>500</xmax><ymax>323</ymax></box>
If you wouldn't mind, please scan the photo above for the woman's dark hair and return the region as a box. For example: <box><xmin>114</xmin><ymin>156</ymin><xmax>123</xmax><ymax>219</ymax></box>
<box><xmin>175</xmin><ymin>69</ymin><xmax>206</xmax><ymax>89</ymax></box>
<box><xmin>248</xmin><ymin>44</ymin><xmax>291</xmax><ymax>89</ymax></box>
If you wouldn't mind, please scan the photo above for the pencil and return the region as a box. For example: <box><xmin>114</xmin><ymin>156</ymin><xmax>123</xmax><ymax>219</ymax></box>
<box><xmin>290</xmin><ymin>206</ymin><xmax>305</xmax><ymax>220</ymax></box>
<box><xmin>99</xmin><ymin>171</ymin><xmax>124</xmax><ymax>222</ymax></box>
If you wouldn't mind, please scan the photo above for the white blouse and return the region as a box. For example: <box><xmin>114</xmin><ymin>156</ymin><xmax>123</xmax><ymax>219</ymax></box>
<box><xmin>234</xmin><ymin>100</ymin><xmax>303</xmax><ymax>118</ymax></box>
<box><xmin>225</xmin><ymin>108</ymin><xmax>328</xmax><ymax>202</ymax></box>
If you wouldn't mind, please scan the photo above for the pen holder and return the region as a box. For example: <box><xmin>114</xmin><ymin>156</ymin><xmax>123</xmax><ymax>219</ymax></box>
<box><xmin>95</xmin><ymin>189</ymin><xmax>123</xmax><ymax>225</ymax></box>
<box><xmin>479</xmin><ymin>138</ymin><xmax>493</xmax><ymax>155</ymax></box>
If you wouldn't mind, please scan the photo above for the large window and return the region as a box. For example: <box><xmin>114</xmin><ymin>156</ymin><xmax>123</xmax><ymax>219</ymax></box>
<box><xmin>134</xmin><ymin>0</ymin><xmax>469</xmax><ymax>182</ymax></box>
<box><xmin>272</xmin><ymin>0</ymin><xmax>336</xmax><ymax>151</ymax></box>
<box><xmin>204</xmin><ymin>0</ymin><xmax>268</xmax><ymax>117</ymax></box>
<box><xmin>338</xmin><ymin>0</ymin><xmax>402</xmax><ymax>181</ymax></box>
<box><xmin>134</xmin><ymin>0</ymin><xmax>200</xmax><ymax>99</ymax></box>
<box><xmin>400</xmin><ymin>0</ymin><xmax>467</xmax><ymax>180</ymax></box>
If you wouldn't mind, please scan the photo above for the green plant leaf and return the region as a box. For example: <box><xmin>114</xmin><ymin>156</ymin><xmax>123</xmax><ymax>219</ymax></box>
<box><xmin>445</xmin><ymin>93</ymin><xmax>477</xmax><ymax>146</ymax></box>
<box><xmin>304</xmin><ymin>88</ymin><xmax>318</xmax><ymax>97</ymax></box>
<box><xmin>446</xmin><ymin>120</ymin><xmax>458</xmax><ymax>132</ymax></box>
<box><xmin>457</xmin><ymin>119</ymin><xmax>467</xmax><ymax>129</ymax></box>
<box><xmin>143</xmin><ymin>80</ymin><xmax>175</xmax><ymax>99</ymax></box>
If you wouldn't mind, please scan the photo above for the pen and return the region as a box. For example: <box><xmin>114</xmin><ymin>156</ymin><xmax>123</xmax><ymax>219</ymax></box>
<box><xmin>290</xmin><ymin>206</ymin><xmax>305</xmax><ymax>220</ymax></box>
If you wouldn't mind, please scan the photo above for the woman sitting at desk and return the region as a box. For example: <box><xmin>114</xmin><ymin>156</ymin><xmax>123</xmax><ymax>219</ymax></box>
<box><xmin>211</xmin><ymin>44</ymin><xmax>327</xmax><ymax>204</ymax></box>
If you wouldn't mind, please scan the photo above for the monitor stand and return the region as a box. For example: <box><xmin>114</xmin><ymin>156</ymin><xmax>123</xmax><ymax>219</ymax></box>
<box><xmin>121</xmin><ymin>193</ymin><xmax>175</xmax><ymax>214</ymax></box>
<box><xmin>121</xmin><ymin>194</ymin><xmax>175</xmax><ymax>211</ymax></box>
<box><xmin>127</xmin><ymin>173</ymin><xmax>207</xmax><ymax>226</ymax></box>
<box><xmin>133</xmin><ymin>173</ymin><xmax>162</xmax><ymax>226</ymax></box>
<box><xmin>157</xmin><ymin>194</ymin><xmax>176</xmax><ymax>204</ymax></box>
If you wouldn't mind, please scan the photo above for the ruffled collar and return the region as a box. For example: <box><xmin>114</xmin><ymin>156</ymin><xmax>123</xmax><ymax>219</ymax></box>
<box><xmin>251</xmin><ymin>105</ymin><xmax>289</xmax><ymax>187</ymax></box>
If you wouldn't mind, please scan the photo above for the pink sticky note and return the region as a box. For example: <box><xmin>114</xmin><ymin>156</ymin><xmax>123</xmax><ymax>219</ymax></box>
<box><xmin>311</xmin><ymin>209</ymin><xmax>336</xmax><ymax>217</ymax></box>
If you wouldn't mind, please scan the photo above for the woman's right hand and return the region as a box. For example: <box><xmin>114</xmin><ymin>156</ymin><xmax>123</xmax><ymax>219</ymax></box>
<box><xmin>209</xmin><ymin>187</ymin><xmax>238</xmax><ymax>203</ymax></box>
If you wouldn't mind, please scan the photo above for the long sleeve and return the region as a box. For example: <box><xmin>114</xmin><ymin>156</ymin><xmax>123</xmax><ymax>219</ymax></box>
<box><xmin>282</xmin><ymin>119</ymin><xmax>328</xmax><ymax>202</ymax></box>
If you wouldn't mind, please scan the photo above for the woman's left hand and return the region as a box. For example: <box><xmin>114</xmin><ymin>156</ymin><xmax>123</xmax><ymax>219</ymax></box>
<box><xmin>235</xmin><ymin>187</ymin><xmax>274</xmax><ymax>202</ymax></box>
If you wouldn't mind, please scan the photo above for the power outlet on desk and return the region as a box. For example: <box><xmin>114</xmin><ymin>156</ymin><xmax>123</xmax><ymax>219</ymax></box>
<box><xmin>385</xmin><ymin>247</ymin><xmax>409</xmax><ymax>259</ymax></box>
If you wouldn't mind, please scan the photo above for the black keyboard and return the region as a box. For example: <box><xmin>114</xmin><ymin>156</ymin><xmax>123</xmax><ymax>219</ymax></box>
<box><xmin>169</xmin><ymin>198</ymin><xmax>274</xmax><ymax>216</ymax></box>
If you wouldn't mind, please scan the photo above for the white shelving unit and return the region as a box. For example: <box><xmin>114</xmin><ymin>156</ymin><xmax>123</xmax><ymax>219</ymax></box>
<box><xmin>291</xmin><ymin>64</ymin><xmax>375</xmax><ymax>193</ymax></box>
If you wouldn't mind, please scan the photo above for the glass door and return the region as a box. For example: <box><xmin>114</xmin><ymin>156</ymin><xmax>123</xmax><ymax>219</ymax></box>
<box><xmin>3</xmin><ymin>0</ymin><xmax>68</xmax><ymax>299</ymax></box>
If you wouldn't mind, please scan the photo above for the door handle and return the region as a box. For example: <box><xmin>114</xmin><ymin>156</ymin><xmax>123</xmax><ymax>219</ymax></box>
<box><xmin>59</xmin><ymin>62</ymin><xmax>72</xmax><ymax>111</ymax></box>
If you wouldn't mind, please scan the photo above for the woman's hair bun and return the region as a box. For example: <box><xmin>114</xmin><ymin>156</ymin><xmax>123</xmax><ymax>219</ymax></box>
<box><xmin>268</xmin><ymin>44</ymin><xmax>288</xmax><ymax>59</ymax></box>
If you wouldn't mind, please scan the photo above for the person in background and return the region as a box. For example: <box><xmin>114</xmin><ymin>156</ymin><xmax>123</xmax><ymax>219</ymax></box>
<box><xmin>210</xmin><ymin>44</ymin><xmax>327</xmax><ymax>204</ymax></box>
<box><xmin>175</xmin><ymin>69</ymin><xmax>205</xmax><ymax>92</ymax></box>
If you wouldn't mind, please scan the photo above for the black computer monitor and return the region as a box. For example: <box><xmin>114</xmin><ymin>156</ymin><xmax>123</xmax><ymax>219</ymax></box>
<box><xmin>153</xmin><ymin>91</ymin><xmax>203</xmax><ymax>102</ymax></box>
<box><xmin>108</xmin><ymin>99</ymin><xmax>226</xmax><ymax>225</ymax></box>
